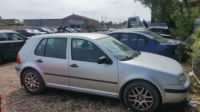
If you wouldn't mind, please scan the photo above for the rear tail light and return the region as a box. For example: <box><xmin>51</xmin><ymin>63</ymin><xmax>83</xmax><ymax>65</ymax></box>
<box><xmin>16</xmin><ymin>53</ymin><xmax>21</xmax><ymax>64</ymax></box>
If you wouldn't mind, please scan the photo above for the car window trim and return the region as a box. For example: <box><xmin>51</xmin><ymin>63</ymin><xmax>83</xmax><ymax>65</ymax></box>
<box><xmin>34</xmin><ymin>37</ymin><xmax>68</xmax><ymax>59</ymax></box>
<box><xmin>71</xmin><ymin>38</ymin><xmax>112</xmax><ymax>64</ymax></box>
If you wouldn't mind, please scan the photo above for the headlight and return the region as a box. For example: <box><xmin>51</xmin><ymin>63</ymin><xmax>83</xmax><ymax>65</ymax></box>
<box><xmin>179</xmin><ymin>74</ymin><xmax>187</xmax><ymax>85</ymax></box>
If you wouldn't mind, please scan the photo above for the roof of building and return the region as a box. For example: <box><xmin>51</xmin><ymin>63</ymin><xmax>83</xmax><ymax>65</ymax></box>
<box><xmin>63</xmin><ymin>14</ymin><xmax>99</xmax><ymax>23</ymax></box>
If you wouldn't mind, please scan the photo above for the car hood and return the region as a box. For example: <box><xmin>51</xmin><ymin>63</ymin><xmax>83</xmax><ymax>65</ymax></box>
<box><xmin>120</xmin><ymin>52</ymin><xmax>184</xmax><ymax>76</ymax></box>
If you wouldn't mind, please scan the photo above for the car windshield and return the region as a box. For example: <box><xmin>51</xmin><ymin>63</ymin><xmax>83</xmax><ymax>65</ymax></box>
<box><xmin>144</xmin><ymin>31</ymin><xmax>168</xmax><ymax>43</ymax></box>
<box><xmin>96</xmin><ymin>36</ymin><xmax>139</xmax><ymax>61</ymax></box>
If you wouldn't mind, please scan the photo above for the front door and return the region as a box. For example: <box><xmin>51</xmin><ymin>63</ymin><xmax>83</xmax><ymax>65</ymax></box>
<box><xmin>69</xmin><ymin>38</ymin><xmax>118</xmax><ymax>94</ymax></box>
<box><xmin>33</xmin><ymin>38</ymin><xmax>70</xmax><ymax>86</ymax></box>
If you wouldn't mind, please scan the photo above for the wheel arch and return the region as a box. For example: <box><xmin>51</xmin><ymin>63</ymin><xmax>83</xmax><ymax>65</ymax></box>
<box><xmin>20</xmin><ymin>67</ymin><xmax>44</xmax><ymax>86</ymax></box>
<box><xmin>119</xmin><ymin>79</ymin><xmax>163</xmax><ymax>104</ymax></box>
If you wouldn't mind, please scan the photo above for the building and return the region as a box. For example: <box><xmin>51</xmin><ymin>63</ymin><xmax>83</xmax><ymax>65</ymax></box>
<box><xmin>0</xmin><ymin>17</ymin><xmax>20</xmax><ymax>25</ymax></box>
<box><xmin>24</xmin><ymin>14</ymin><xmax>100</xmax><ymax>30</ymax></box>
<box><xmin>2</xmin><ymin>19</ymin><xmax>20</xmax><ymax>24</ymax></box>
<box><xmin>24</xmin><ymin>19</ymin><xmax>62</xmax><ymax>27</ymax></box>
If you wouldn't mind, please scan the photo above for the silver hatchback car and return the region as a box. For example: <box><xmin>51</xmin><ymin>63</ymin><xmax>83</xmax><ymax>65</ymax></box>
<box><xmin>16</xmin><ymin>33</ymin><xmax>190</xmax><ymax>112</ymax></box>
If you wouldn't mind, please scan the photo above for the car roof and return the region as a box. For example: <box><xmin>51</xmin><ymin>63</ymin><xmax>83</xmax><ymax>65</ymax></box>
<box><xmin>32</xmin><ymin>33</ymin><xmax>108</xmax><ymax>40</ymax></box>
<box><xmin>0</xmin><ymin>30</ymin><xmax>17</xmax><ymax>33</ymax></box>
<box><xmin>109</xmin><ymin>28</ymin><xmax>149</xmax><ymax>34</ymax></box>
<box><xmin>148</xmin><ymin>26</ymin><xmax>169</xmax><ymax>29</ymax></box>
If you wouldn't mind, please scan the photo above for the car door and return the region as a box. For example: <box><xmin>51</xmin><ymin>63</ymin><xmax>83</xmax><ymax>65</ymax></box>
<box><xmin>6</xmin><ymin>33</ymin><xmax>26</xmax><ymax>56</ymax></box>
<box><xmin>33</xmin><ymin>38</ymin><xmax>70</xmax><ymax>87</ymax></box>
<box><xmin>0</xmin><ymin>33</ymin><xmax>12</xmax><ymax>59</ymax></box>
<box><xmin>69</xmin><ymin>38</ymin><xmax>118</xmax><ymax>94</ymax></box>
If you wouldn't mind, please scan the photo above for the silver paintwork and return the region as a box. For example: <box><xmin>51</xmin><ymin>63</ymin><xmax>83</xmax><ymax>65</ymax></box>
<box><xmin>16</xmin><ymin>33</ymin><xmax>190</xmax><ymax>104</ymax></box>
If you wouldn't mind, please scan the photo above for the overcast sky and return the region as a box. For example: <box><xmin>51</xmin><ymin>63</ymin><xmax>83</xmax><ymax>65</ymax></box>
<box><xmin>0</xmin><ymin>0</ymin><xmax>151</xmax><ymax>23</ymax></box>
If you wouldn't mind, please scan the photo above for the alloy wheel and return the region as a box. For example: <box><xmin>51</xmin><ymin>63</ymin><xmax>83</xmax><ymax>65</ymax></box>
<box><xmin>128</xmin><ymin>87</ymin><xmax>153</xmax><ymax>111</ymax></box>
<box><xmin>24</xmin><ymin>72</ymin><xmax>40</xmax><ymax>92</ymax></box>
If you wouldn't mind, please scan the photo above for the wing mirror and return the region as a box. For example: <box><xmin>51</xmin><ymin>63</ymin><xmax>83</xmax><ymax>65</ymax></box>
<box><xmin>98</xmin><ymin>56</ymin><xmax>112</xmax><ymax>64</ymax></box>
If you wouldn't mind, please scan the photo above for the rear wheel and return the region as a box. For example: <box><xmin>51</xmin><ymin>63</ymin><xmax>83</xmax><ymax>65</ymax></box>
<box><xmin>22</xmin><ymin>69</ymin><xmax>45</xmax><ymax>95</ymax></box>
<box><xmin>123</xmin><ymin>81</ymin><xmax>160</xmax><ymax>112</ymax></box>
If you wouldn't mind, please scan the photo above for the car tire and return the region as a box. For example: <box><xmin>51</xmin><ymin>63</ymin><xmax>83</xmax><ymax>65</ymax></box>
<box><xmin>22</xmin><ymin>69</ymin><xmax>45</xmax><ymax>95</ymax></box>
<box><xmin>123</xmin><ymin>81</ymin><xmax>160</xmax><ymax>112</ymax></box>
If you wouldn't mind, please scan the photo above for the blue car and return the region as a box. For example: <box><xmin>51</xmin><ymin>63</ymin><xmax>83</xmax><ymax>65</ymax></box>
<box><xmin>108</xmin><ymin>28</ymin><xmax>185</xmax><ymax>59</ymax></box>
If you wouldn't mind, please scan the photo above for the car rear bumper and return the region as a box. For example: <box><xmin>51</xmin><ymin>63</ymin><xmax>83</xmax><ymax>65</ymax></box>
<box><xmin>15</xmin><ymin>64</ymin><xmax>21</xmax><ymax>77</ymax></box>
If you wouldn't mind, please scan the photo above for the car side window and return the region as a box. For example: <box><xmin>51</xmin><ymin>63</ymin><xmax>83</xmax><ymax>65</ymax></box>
<box><xmin>71</xmin><ymin>39</ymin><xmax>106</xmax><ymax>63</ymax></box>
<box><xmin>35</xmin><ymin>38</ymin><xmax>68</xmax><ymax>59</ymax></box>
<box><xmin>35</xmin><ymin>39</ymin><xmax>48</xmax><ymax>56</ymax></box>
<box><xmin>0</xmin><ymin>33</ymin><xmax>8</xmax><ymax>41</ymax></box>
<box><xmin>7</xmin><ymin>33</ymin><xmax>23</xmax><ymax>40</ymax></box>
<box><xmin>120</xmin><ymin>34</ymin><xmax>137</xmax><ymax>45</ymax></box>
<box><xmin>109</xmin><ymin>33</ymin><xmax>120</xmax><ymax>40</ymax></box>
<box><xmin>127</xmin><ymin>34</ymin><xmax>138</xmax><ymax>45</ymax></box>
<box><xmin>136</xmin><ymin>34</ymin><xmax>147</xmax><ymax>47</ymax></box>
<box><xmin>45</xmin><ymin>38</ymin><xmax>67</xmax><ymax>59</ymax></box>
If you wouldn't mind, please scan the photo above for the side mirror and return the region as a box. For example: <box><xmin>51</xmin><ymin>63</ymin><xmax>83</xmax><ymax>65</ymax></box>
<box><xmin>98</xmin><ymin>56</ymin><xmax>112</xmax><ymax>64</ymax></box>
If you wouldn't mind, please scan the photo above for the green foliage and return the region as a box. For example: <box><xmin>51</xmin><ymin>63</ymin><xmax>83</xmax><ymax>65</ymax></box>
<box><xmin>136</xmin><ymin>0</ymin><xmax>200</xmax><ymax>62</ymax></box>
<box><xmin>171</xmin><ymin>15</ymin><xmax>192</xmax><ymax>40</ymax></box>
<box><xmin>191</xmin><ymin>28</ymin><xmax>200</xmax><ymax>63</ymax></box>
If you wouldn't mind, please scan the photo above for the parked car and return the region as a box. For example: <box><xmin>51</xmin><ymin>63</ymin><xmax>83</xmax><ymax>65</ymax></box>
<box><xmin>16</xmin><ymin>29</ymin><xmax>39</xmax><ymax>37</ymax></box>
<box><xmin>32</xmin><ymin>29</ymin><xmax>47</xmax><ymax>35</ymax></box>
<box><xmin>75</xmin><ymin>28</ymin><xmax>82</xmax><ymax>32</ymax></box>
<box><xmin>49</xmin><ymin>28</ymin><xmax>58</xmax><ymax>33</ymax></box>
<box><xmin>0</xmin><ymin>30</ymin><xmax>26</xmax><ymax>64</ymax></box>
<box><xmin>16</xmin><ymin>33</ymin><xmax>189</xmax><ymax>112</ymax></box>
<box><xmin>33</xmin><ymin>27</ymin><xmax>54</xmax><ymax>34</ymax></box>
<box><xmin>148</xmin><ymin>26</ymin><xmax>174</xmax><ymax>39</ymax></box>
<box><xmin>108</xmin><ymin>28</ymin><xmax>185</xmax><ymax>59</ymax></box>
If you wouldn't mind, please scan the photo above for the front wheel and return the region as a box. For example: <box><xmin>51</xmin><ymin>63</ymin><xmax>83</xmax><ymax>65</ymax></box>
<box><xmin>22</xmin><ymin>69</ymin><xmax>45</xmax><ymax>95</ymax></box>
<box><xmin>123</xmin><ymin>81</ymin><xmax>160</xmax><ymax>112</ymax></box>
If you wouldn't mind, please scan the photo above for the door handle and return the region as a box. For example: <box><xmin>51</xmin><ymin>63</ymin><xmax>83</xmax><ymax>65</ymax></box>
<box><xmin>36</xmin><ymin>59</ymin><xmax>43</xmax><ymax>63</ymax></box>
<box><xmin>70</xmin><ymin>64</ymin><xmax>78</xmax><ymax>67</ymax></box>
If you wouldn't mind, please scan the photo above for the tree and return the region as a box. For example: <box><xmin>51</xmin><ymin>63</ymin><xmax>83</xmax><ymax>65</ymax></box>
<box><xmin>135</xmin><ymin>0</ymin><xmax>196</xmax><ymax>40</ymax></box>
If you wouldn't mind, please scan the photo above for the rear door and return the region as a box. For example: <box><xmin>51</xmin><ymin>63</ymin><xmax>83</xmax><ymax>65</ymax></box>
<box><xmin>6</xmin><ymin>33</ymin><xmax>26</xmax><ymax>56</ymax></box>
<box><xmin>0</xmin><ymin>33</ymin><xmax>11</xmax><ymax>58</ymax></box>
<box><xmin>33</xmin><ymin>38</ymin><xmax>70</xmax><ymax>86</ymax></box>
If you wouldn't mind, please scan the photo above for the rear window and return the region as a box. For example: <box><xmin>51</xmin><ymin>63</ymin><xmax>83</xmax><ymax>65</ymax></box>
<box><xmin>0</xmin><ymin>33</ymin><xmax>8</xmax><ymax>41</ymax></box>
<box><xmin>35</xmin><ymin>38</ymin><xmax>68</xmax><ymax>59</ymax></box>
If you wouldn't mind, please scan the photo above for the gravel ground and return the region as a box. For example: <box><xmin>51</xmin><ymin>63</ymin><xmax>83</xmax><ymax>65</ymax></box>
<box><xmin>0</xmin><ymin>62</ymin><xmax>193</xmax><ymax>112</ymax></box>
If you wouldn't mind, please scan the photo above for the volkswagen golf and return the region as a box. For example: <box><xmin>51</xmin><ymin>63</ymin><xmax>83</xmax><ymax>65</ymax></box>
<box><xmin>15</xmin><ymin>33</ymin><xmax>189</xmax><ymax>112</ymax></box>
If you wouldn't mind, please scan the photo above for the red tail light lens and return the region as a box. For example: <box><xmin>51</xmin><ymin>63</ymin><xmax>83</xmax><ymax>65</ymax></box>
<box><xmin>16</xmin><ymin>53</ymin><xmax>21</xmax><ymax>64</ymax></box>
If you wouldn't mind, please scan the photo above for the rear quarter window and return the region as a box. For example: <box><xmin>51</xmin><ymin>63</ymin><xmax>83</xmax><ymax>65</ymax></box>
<box><xmin>34</xmin><ymin>38</ymin><xmax>68</xmax><ymax>59</ymax></box>
<box><xmin>35</xmin><ymin>39</ymin><xmax>48</xmax><ymax>56</ymax></box>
